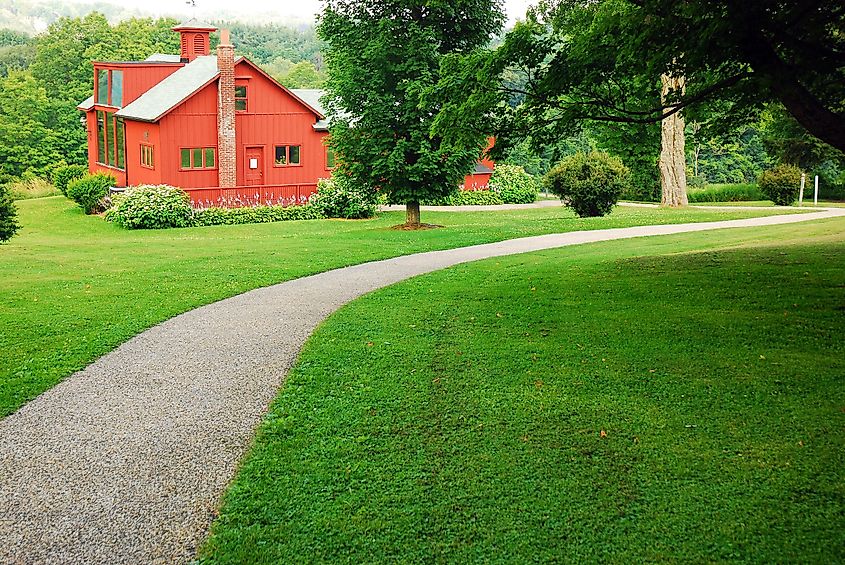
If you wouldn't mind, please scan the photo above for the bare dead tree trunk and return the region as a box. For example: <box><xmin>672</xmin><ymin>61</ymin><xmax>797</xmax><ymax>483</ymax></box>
<box><xmin>406</xmin><ymin>201</ymin><xmax>421</xmax><ymax>227</ymax></box>
<box><xmin>659</xmin><ymin>73</ymin><xmax>689</xmax><ymax>207</ymax></box>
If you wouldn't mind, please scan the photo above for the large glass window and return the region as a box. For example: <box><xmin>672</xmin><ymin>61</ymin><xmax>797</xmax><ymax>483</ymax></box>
<box><xmin>95</xmin><ymin>111</ymin><xmax>125</xmax><ymax>170</ymax></box>
<box><xmin>96</xmin><ymin>111</ymin><xmax>106</xmax><ymax>163</ymax></box>
<box><xmin>110</xmin><ymin>70</ymin><xmax>123</xmax><ymax>108</ymax></box>
<box><xmin>96</xmin><ymin>70</ymin><xmax>108</xmax><ymax>105</ymax></box>
<box><xmin>274</xmin><ymin>145</ymin><xmax>301</xmax><ymax>166</ymax></box>
<box><xmin>326</xmin><ymin>147</ymin><xmax>336</xmax><ymax>169</ymax></box>
<box><xmin>115</xmin><ymin>117</ymin><xmax>125</xmax><ymax>169</ymax></box>
<box><xmin>105</xmin><ymin>114</ymin><xmax>115</xmax><ymax>166</ymax></box>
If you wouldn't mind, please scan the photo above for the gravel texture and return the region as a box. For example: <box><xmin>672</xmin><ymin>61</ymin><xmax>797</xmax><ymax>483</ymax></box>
<box><xmin>1</xmin><ymin>208</ymin><xmax>842</xmax><ymax>564</ymax></box>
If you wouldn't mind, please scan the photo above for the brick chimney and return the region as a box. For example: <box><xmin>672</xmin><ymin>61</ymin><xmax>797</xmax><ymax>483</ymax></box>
<box><xmin>217</xmin><ymin>29</ymin><xmax>236</xmax><ymax>188</ymax></box>
<box><xmin>172</xmin><ymin>19</ymin><xmax>217</xmax><ymax>62</ymax></box>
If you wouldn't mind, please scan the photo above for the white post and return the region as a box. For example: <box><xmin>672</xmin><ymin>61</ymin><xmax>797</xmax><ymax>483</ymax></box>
<box><xmin>814</xmin><ymin>175</ymin><xmax>819</xmax><ymax>206</ymax></box>
<box><xmin>799</xmin><ymin>173</ymin><xmax>805</xmax><ymax>206</ymax></box>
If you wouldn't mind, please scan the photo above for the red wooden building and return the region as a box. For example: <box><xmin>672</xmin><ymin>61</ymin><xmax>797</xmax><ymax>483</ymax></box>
<box><xmin>78</xmin><ymin>21</ymin><xmax>493</xmax><ymax>207</ymax></box>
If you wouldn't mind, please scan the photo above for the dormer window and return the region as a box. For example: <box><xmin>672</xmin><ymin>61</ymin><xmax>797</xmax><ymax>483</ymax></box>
<box><xmin>95</xmin><ymin>69</ymin><xmax>123</xmax><ymax>108</ymax></box>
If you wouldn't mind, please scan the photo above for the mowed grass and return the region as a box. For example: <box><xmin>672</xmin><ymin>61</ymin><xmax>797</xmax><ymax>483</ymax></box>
<box><xmin>202</xmin><ymin>218</ymin><xmax>845</xmax><ymax>563</ymax></box>
<box><xmin>0</xmin><ymin>197</ymin><xmax>802</xmax><ymax>417</ymax></box>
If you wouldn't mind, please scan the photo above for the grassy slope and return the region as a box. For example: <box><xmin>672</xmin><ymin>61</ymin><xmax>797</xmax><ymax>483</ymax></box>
<box><xmin>202</xmin><ymin>218</ymin><xmax>845</xmax><ymax>564</ymax></box>
<box><xmin>0</xmin><ymin>198</ymin><xmax>800</xmax><ymax>417</ymax></box>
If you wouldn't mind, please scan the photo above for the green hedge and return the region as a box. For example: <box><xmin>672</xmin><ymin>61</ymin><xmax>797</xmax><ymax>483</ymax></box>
<box><xmin>687</xmin><ymin>183</ymin><xmax>764</xmax><ymax>203</ymax></box>
<box><xmin>192</xmin><ymin>204</ymin><xmax>324</xmax><ymax>226</ymax></box>
<box><xmin>423</xmin><ymin>190</ymin><xmax>504</xmax><ymax>206</ymax></box>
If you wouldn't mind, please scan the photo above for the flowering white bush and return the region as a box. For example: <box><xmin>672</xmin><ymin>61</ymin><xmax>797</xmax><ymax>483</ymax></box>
<box><xmin>310</xmin><ymin>177</ymin><xmax>378</xmax><ymax>219</ymax></box>
<box><xmin>108</xmin><ymin>184</ymin><xmax>193</xmax><ymax>229</ymax></box>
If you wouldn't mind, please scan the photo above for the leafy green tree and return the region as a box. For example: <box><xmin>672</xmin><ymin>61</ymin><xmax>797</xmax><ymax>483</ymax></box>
<box><xmin>318</xmin><ymin>0</ymin><xmax>505</xmax><ymax>227</ymax></box>
<box><xmin>438</xmin><ymin>0</ymin><xmax>845</xmax><ymax>199</ymax></box>
<box><xmin>0</xmin><ymin>72</ymin><xmax>65</xmax><ymax>182</ymax></box>
<box><xmin>279</xmin><ymin>61</ymin><xmax>326</xmax><ymax>89</ymax></box>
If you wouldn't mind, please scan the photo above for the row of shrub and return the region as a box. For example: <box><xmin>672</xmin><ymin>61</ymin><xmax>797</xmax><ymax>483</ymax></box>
<box><xmin>423</xmin><ymin>190</ymin><xmax>505</xmax><ymax>206</ymax></box>
<box><xmin>417</xmin><ymin>164</ymin><xmax>540</xmax><ymax>206</ymax></box>
<box><xmin>104</xmin><ymin>184</ymin><xmax>330</xmax><ymax>229</ymax></box>
<box><xmin>687</xmin><ymin>183</ymin><xmax>764</xmax><ymax>203</ymax></box>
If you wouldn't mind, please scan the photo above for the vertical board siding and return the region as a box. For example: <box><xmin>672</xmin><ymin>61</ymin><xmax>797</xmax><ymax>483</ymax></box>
<box><xmin>159</xmin><ymin>84</ymin><xmax>219</xmax><ymax>188</ymax></box>
<box><xmin>125</xmin><ymin>121</ymin><xmax>162</xmax><ymax>186</ymax></box>
<box><xmin>233</xmin><ymin>60</ymin><xmax>330</xmax><ymax>187</ymax></box>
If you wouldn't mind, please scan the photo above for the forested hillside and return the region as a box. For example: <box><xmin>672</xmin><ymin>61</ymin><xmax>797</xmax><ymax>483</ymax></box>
<box><xmin>0</xmin><ymin>13</ymin><xmax>324</xmax><ymax>184</ymax></box>
<box><xmin>0</xmin><ymin>6</ymin><xmax>841</xmax><ymax>199</ymax></box>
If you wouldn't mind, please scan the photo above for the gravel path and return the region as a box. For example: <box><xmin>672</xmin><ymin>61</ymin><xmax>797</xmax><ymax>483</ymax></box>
<box><xmin>1</xmin><ymin>208</ymin><xmax>842</xmax><ymax>564</ymax></box>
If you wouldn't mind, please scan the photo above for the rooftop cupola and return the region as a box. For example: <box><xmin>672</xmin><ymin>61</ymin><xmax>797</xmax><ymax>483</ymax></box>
<box><xmin>172</xmin><ymin>19</ymin><xmax>218</xmax><ymax>62</ymax></box>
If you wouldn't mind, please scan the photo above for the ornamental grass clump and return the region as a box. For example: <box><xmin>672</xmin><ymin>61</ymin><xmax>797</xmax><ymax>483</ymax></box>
<box><xmin>490</xmin><ymin>164</ymin><xmax>539</xmax><ymax>204</ymax></box>
<box><xmin>67</xmin><ymin>172</ymin><xmax>116</xmax><ymax>214</ymax></box>
<box><xmin>310</xmin><ymin>177</ymin><xmax>377</xmax><ymax>219</ymax></box>
<box><xmin>544</xmin><ymin>151</ymin><xmax>630</xmax><ymax>217</ymax></box>
<box><xmin>110</xmin><ymin>184</ymin><xmax>193</xmax><ymax>229</ymax></box>
<box><xmin>758</xmin><ymin>164</ymin><xmax>802</xmax><ymax>206</ymax></box>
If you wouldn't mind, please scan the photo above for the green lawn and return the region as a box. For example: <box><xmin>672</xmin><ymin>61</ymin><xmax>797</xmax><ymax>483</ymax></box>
<box><xmin>201</xmin><ymin>218</ymin><xmax>845</xmax><ymax>563</ymax></box>
<box><xmin>0</xmin><ymin>197</ymin><xmax>803</xmax><ymax>417</ymax></box>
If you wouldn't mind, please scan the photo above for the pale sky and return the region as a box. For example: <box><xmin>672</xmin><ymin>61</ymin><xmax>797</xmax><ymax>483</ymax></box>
<box><xmin>61</xmin><ymin>0</ymin><xmax>536</xmax><ymax>27</ymax></box>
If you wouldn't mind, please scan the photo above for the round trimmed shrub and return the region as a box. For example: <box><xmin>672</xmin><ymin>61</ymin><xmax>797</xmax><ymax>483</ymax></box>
<box><xmin>67</xmin><ymin>172</ymin><xmax>116</xmax><ymax>214</ymax></box>
<box><xmin>52</xmin><ymin>164</ymin><xmax>87</xmax><ymax>196</ymax></box>
<box><xmin>0</xmin><ymin>183</ymin><xmax>20</xmax><ymax>243</ymax></box>
<box><xmin>110</xmin><ymin>184</ymin><xmax>194</xmax><ymax>229</ymax></box>
<box><xmin>311</xmin><ymin>177</ymin><xmax>377</xmax><ymax>219</ymax></box>
<box><xmin>490</xmin><ymin>164</ymin><xmax>539</xmax><ymax>204</ymax></box>
<box><xmin>758</xmin><ymin>164</ymin><xmax>802</xmax><ymax>206</ymax></box>
<box><xmin>544</xmin><ymin>152</ymin><xmax>630</xmax><ymax>217</ymax></box>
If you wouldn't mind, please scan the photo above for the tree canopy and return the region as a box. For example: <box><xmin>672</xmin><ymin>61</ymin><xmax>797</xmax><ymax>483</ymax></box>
<box><xmin>439</xmin><ymin>0</ymin><xmax>845</xmax><ymax>160</ymax></box>
<box><xmin>317</xmin><ymin>0</ymin><xmax>506</xmax><ymax>226</ymax></box>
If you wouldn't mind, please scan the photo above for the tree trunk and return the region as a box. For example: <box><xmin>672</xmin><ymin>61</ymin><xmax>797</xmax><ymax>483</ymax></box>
<box><xmin>406</xmin><ymin>200</ymin><xmax>421</xmax><ymax>227</ymax></box>
<box><xmin>659</xmin><ymin>73</ymin><xmax>689</xmax><ymax>207</ymax></box>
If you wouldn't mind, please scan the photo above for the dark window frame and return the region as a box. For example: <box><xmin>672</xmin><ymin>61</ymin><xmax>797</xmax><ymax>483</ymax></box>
<box><xmin>274</xmin><ymin>144</ymin><xmax>302</xmax><ymax>167</ymax></box>
<box><xmin>235</xmin><ymin>84</ymin><xmax>247</xmax><ymax>112</ymax></box>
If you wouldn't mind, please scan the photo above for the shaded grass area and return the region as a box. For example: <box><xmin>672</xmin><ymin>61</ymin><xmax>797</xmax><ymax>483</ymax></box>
<box><xmin>0</xmin><ymin>197</ymin><xmax>804</xmax><ymax>417</ymax></box>
<box><xmin>202</xmin><ymin>218</ymin><xmax>845</xmax><ymax>563</ymax></box>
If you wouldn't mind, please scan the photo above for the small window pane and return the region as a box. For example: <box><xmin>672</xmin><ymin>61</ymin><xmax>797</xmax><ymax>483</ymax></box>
<box><xmin>192</xmin><ymin>148</ymin><xmax>203</xmax><ymax>168</ymax></box>
<box><xmin>97</xmin><ymin>69</ymin><xmax>108</xmax><ymax>104</ymax></box>
<box><xmin>326</xmin><ymin>147</ymin><xmax>335</xmax><ymax>169</ymax></box>
<box><xmin>289</xmin><ymin>145</ymin><xmax>300</xmax><ymax>165</ymax></box>
<box><xmin>204</xmin><ymin>148</ymin><xmax>215</xmax><ymax>168</ymax></box>
<box><xmin>111</xmin><ymin>70</ymin><xmax>123</xmax><ymax>107</ymax></box>
<box><xmin>115</xmin><ymin>117</ymin><xmax>125</xmax><ymax>169</ymax></box>
<box><xmin>181</xmin><ymin>148</ymin><xmax>191</xmax><ymax>168</ymax></box>
<box><xmin>105</xmin><ymin>113</ymin><xmax>115</xmax><ymax>166</ymax></box>
<box><xmin>235</xmin><ymin>85</ymin><xmax>247</xmax><ymax>98</ymax></box>
<box><xmin>274</xmin><ymin>146</ymin><xmax>286</xmax><ymax>165</ymax></box>
<box><xmin>96</xmin><ymin>111</ymin><xmax>105</xmax><ymax>163</ymax></box>
<box><xmin>235</xmin><ymin>99</ymin><xmax>246</xmax><ymax>111</ymax></box>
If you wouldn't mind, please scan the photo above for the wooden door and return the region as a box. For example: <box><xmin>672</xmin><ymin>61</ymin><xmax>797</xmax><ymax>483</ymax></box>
<box><xmin>245</xmin><ymin>146</ymin><xmax>264</xmax><ymax>186</ymax></box>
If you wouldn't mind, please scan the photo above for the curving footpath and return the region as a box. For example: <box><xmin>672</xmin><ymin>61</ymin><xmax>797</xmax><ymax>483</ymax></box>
<box><xmin>1</xmin><ymin>208</ymin><xmax>843</xmax><ymax>564</ymax></box>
